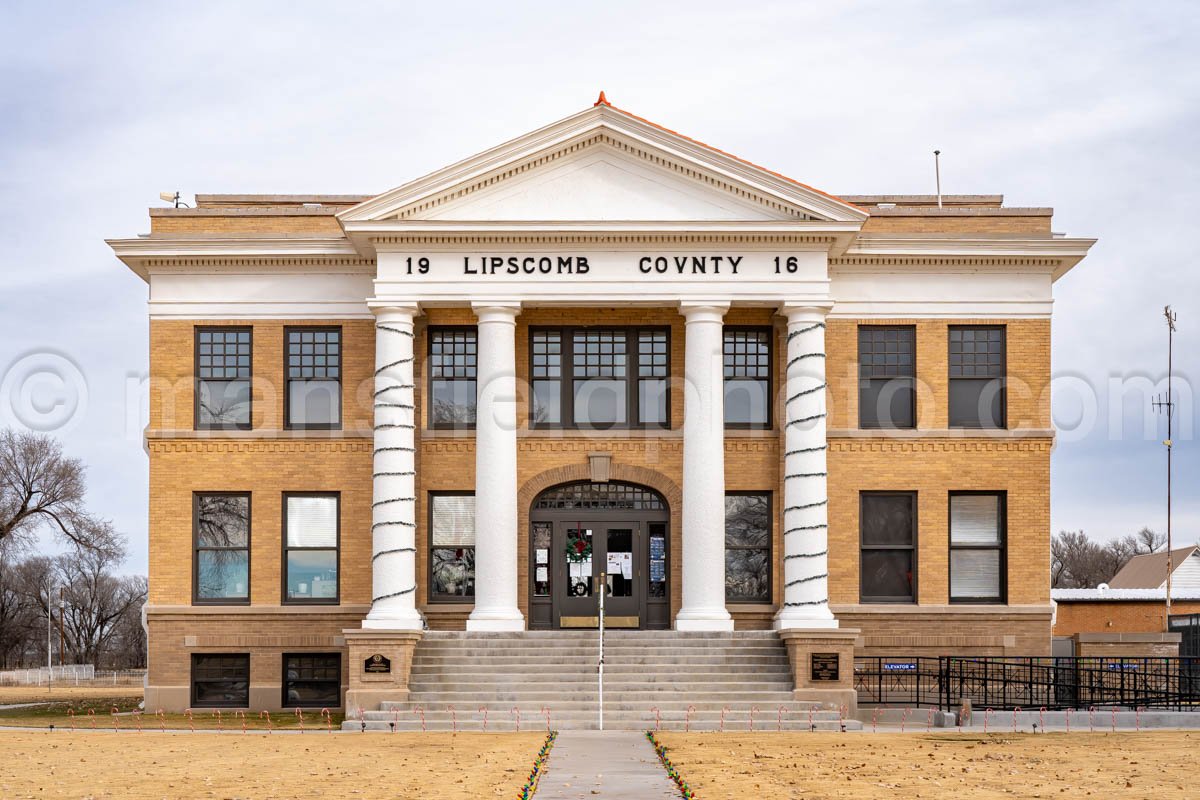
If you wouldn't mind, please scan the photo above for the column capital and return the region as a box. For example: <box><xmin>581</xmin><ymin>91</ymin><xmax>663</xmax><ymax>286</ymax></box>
<box><xmin>369</xmin><ymin>302</ymin><xmax>420</xmax><ymax>318</ymax></box>
<box><xmin>678</xmin><ymin>301</ymin><xmax>730</xmax><ymax>324</ymax></box>
<box><xmin>777</xmin><ymin>301</ymin><xmax>833</xmax><ymax>323</ymax></box>
<box><xmin>471</xmin><ymin>302</ymin><xmax>522</xmax><ymax>325</ymax></box>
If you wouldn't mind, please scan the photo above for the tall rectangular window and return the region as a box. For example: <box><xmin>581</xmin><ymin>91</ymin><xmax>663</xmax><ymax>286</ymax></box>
<box><xmin>950</xmin><ymin>493</ymin><xmax>1006</xmax><ymax>602</ymax></box>
<box><xmin>860</xmin><ymin>492</ymin><xmax>916</xmax><ymax>602</ymax></box>
<box><xmin>949</xmin><ymin>327</ymin><xmax>1006</xmax><ymax>428</ymax></box>
<box><xmin>429</xmin><ymin>328</ymin><xmax>477</xmax><ymax>428</ymax></box>
<box><xmin>858</xmin><ymin>326</ymin><xmax>916</xmax><ymax>429</ymax></box>
<box><xmin>285</xmin><ymin>328</ymin><xmax>341</xmax><ymax>429</ymax></box>
<box><xmin>530</xmin><ymin>327</ymin><xmax>669</xmax><ymax>430</ymax></box>
<box><xmin>725</xmin><ymin>493</ymin><xmax>771</xmax><ymax>602</ymax></box>
<box><xmin>283</xmin><ymin>494</ymin><xmax>339</xmax><ymax>603</ymax></box>
<box><xmin>191</xmin><ymin>654</ymin><xmax>249</xmax><ymax>708</ymax></box>
<box><xmin>196</xmin><ymin>328</ymin><xmax>251</xmax><ymax>429</ymax></box>
<box><xmin>531</xmin><ymin>330</ymin><xmax>562</xmax><ymax>425</ymax></box>
<box><xmin>283</xmin><ymin>653</ymin><xmax>341</xmax><ymax>708</ymax></box>
<box><xmin>430</xmin><ymin>493</ymin><xmax>475</xmax><ymax>601</ymax></box>
<box><xmin>194</xmin><ymin>493</ymin><xmax>250</xmax><ymax>604</ymax></box>
<box><xmin>724</xmin><ymin>328</ymin><xmax>772</xmax><ymax>428</ymax></box>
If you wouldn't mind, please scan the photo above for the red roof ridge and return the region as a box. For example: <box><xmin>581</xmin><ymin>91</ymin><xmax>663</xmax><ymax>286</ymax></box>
<box><xmin>595</xmin><ymin>100</ymin><xmax>863</xmax><ymax>213</ymax></box>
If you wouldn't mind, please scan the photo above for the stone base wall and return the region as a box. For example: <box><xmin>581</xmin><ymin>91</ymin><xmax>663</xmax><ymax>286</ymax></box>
<box><xmin>1072</xmin><ymin>632</ymin><xmax>1181</xmax><ymax>658</ymax></box>
<box><xmin>831</xmin><ymin>604</ymin><xmax>1053</xmax><ymax>656</ymax></box>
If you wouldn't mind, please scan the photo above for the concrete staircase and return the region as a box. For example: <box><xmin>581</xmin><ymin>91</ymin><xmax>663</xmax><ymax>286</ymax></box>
<box><xmin>345</xmin><ymin>630</ymin><xmax>861</xmax><ymax>731</ymax></box>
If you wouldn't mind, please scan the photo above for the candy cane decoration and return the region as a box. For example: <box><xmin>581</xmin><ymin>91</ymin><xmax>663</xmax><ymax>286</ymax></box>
<box><xmin>88</xmin><ymin>708</ymin><xmax>96</xmax><ymax>729</ymax></box>
<box><xmin>321</xmin><ymin>708</ymin><xmax>332</xmax><ymax>733</ymax></box>
<box><xmin>871</xmin><ymin>707</ymin><xmax>880</xmax><ymax>733</ymax></box>
<box><xmin>927</xmin><ymin>707</ymin><xmax>935</xmax><ymax>731</ymax></box>
<box><xmin>449</xmin><ymin>705</ymin><xmax>458</xmax><ymax>733</ymax></box>
<box><xmin>212</xmin><ymin>709</ymin><xmax>222</xmax><ymax>732</ymax></box>
<box><xmin>510</xmin><ymin>707</ymin><xmax>521</xmax><ymax>732</ymax></box>
<box><xmin>541</xmin><ymin>706</ymin><xmax>551</xmax><ymax>733</ymax></box>
<box><xmin>750</xmin><ymin>706</ymin><xmax>759</xmax><ymax>732</ymax></box>
<box><xmin>357</xmin><ymin>707</ymin><xmax>365</xmax><ymax>733</ymax></box>
<box><xmin>1136</xmin><ymin>706</ymin><xmax>1144</xmax><ymax>732</ymax></box>
<box><xmin>67</xmin><ymin>709</ymin><xmax>75</xmax><ymax>731</ymax></box>
<box><xmin>295</xmin><ymin>708</ymin><xmax>305</xmax><ymax>733</ymax></box>
<box><xmin>414</xmin><ymin>706</ymin><xmax>426</xmax><ymax>732</ymax></box>
<box><xmin>1111</xmin><ymin>707</ymin><xmax>1118</xmax><ymax>732</ymax></box>
<box><xmin>1012</xmin><ymin>707</ymin><xmax>1021</xmax><ymax>734</ymax></box>
<box><xmin>1065</xmin><ymin>707</ymin><xmax>1072</xmax><ymax>733</ymax></box>
<box><xmin>133</xmin><ymin>709</ymin><xmax>142</xmax><ymax>732</ymax></box>
<box><xmin>719</xmin><ymin>706</ymin><xmax>729</xmax><ymax>733</ymax></box>
<box><xmin>391</xmin><ymin>707</ymin><xmax>399</xmax><ymax>732</ymax></box>
<box><xmin>236</xmin><ymin>710</ymin><xmax>246</xmax><ymax>734</ymax></box>
<box><xmin>1039</xmin><ymin>706</ymin><xmax>1046</xmax><ymax>732</ymax></box>
<box><xmin>778</xmin><ymin>706</ymin><xmax>787</xmax><ymax>732</ymax></box>
<box><xmin>478</xmin><ymin>706</ymin><xmax>488</xmax><ymax>732</ymax></box>
<box><xmin>650</xmin><ymin>706</ymin><xmax>661</xmax><ymax>732</ymax></box>
<box><xmin>156</xmin><ymin>709</ymin><xmax>165</xmax><ymax>732</ymax></box>
<box><xmin>110</xmin><ymin>707</ymin><xmax>120</xmax><ymax>732</ymax></box>
<box><xmin>901</xmin><ymin>707</ymin><xmax>911</xmax><ymax>733</ymax></box>
<box><xmin>1088</xmin><ymin>706</ymin><xmax>1096</xmax><ymax>733</ymax></box>
<box><xmin>808</xmin><ymin>705</ymin><xmax>816</xmax><ymax>732</ymax></box>
<box><xmin>685</xmin><ymin>705</ymin><xmax>695</xmax><ymax>733</ymax></box>
<box><xmin>983</xmin><ymin>707</ymin><xmax>993</xmax><ymax>734</ymax></box>
<box><xmin>260</xmin><ymin>710</ymin><xmax>272</xmax><ymax>733</ymax></box>
<box><xmin>838</xmin><ymin>704</ymin><xmax>846</xmax><ymax>733</ymax></box>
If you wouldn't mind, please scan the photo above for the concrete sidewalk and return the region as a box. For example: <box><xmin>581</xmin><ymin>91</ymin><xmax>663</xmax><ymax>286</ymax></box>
<box><xmin>538</xmin><ymin>730</ymin><xmax>678</xmax><ymax>798</ymax></box>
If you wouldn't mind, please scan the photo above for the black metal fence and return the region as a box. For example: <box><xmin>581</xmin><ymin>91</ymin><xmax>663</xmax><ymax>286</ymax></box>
<box><xmin>1170</xmin><ymin>614</ymin><xmax>1200</xmax><ymax>658</ymax></box>
<box><xmin>855</xmin><ymin>656</ymin><xmax>1200</xmax><ymax>711</ymax></box>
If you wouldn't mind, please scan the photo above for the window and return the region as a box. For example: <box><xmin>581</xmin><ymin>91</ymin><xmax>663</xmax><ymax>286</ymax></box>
<box><xmin>429</xmin><ymin>328</ymin><xmax>477</xmax><ymax>428</ymax></box>
<box><xmin>193</xmin><ymin>493</ymin><xmax>250</xmax><ymax>604</ymax></box>
<box><xmin>723</xmin><ymin>329</ymin><xmax>771</xmax><ymax>427</ymax></box>
<box><xmin>860</xmin><ymin>492</ymin><xmax>916</xmax><ymax>602</ymax></box>
<box><xmin>859</xmin><ymin>327</ymin><xmax>916</xmax><ymax>429</ymax></box>
<box><xmin>528</xmin><ymin>328</ymin><xmax>670</xmax><ymax>429</ymax></box>
<box><xmin>725</xmin><ymin>493</ymin><xmax>771</xmax><ymax>602</ymax></box>
<box><xmin>285</xmin><ymin>328</ymin><xmax>341</xmax><ymax>429</ymax></box>
<box><xmin>949</xmin><ymin>327</ymin><xmax>1006</xmax><ymax>428</ymax></box>
<box><xmin>430</xmin><ymin>493</ymin><xmax>475</xmax><ymax>601</ymax></box>
<box><xmin>950</xmin><ymin>493</ymin><xmax>1006</xmax><ymax>602</ymax></box>
<box><xmin>191</xmin><ymin>654</ymin><xmax>249</xmax><ymax>708</ymax></box>
<box><xmin>283</xmin><ymin>653</ymin><xmax>341</xmax><ymax>708</ymax></box>
<box><xmin>196</xmin><ymin>328</ymin><xmax>251</xmax><ymax>429</ymax></box>
<box><xmin>283</xmin><ymin>494</ymin><xmax>339</xmax><ymax>603</ymax></box>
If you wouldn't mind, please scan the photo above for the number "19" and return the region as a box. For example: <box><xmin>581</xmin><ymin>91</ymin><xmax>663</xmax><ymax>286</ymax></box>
<box><xmin>774</xmin><ymin>256</ymin><xmax>799</xmax><ymax>274</ymax></box>
<box><xmin>406</xmin><ymin>257</ymin><xmax>430</xmax><ymax>275</ymax></box>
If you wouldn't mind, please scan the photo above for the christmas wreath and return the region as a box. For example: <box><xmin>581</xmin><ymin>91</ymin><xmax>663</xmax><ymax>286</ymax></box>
<box><xmin>565</xmin><ymin>533</ymin><xmax>592</xmax><ymax>563</ymax></box>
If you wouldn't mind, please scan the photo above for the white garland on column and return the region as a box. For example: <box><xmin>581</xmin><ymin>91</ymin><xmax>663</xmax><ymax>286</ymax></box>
<box><xmin>782</xmin><ymin>321</ymin><xmax>828</xmax><ymax>608</ymax></box>
<box><xmin>371</xmin><ymin>321</ymin><xmax>417</xmax><ymax>603</ymax></box>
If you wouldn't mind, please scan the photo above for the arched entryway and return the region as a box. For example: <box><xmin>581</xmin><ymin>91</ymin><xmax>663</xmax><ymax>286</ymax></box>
<box><xmin>528</xmin><ymin>481</ymin><xmax>670</xmax><ymax>630</ymax></box>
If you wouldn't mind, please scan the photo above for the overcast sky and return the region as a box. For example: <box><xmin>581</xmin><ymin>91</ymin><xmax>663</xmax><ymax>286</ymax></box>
<box><xmin>1</xmin><ymin>1</ymin><xmax>1197</xmax><ymax>573</ymax></box>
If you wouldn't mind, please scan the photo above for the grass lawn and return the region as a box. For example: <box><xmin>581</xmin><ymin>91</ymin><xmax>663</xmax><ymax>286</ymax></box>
<box><xmin>0</xmin><ymin>730</ymin><xmax>547</xmax><ymax>799</ymax></box>
<box><xmin>656</xmin><ymin>731</ymin><xmax>1196</xmax><ymax>799</ymax></box>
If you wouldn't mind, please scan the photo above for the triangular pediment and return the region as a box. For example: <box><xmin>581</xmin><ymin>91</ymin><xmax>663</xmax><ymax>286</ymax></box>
<box><xmin>339</xmin><ymin>103</ymin><xmax>867</xmax><ymax>226</ymax></box>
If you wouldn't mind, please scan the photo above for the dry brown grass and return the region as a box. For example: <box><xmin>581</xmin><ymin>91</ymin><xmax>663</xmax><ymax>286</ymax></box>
<box><xmin>0</xmin><ymin>730</ymin><xmax>547</xmax><ymax>799</ymax></box>
<box><xmin>0</xmin><ymin>685</ymin><xmax>143</xmax><ymax>705</ymax></box>
<box><xmin>656</xmin><ymin>731</ymin><xmax>1196</xmax><ymax>799</ymax></box>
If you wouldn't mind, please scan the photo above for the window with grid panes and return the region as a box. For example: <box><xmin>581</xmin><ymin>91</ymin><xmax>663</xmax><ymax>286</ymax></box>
<box><xmin>196</xmin><ymin>328</ymin><xmax>251</xmax><ymax>429</ymax></box>
<box><xmin>283</xmin><ymin>653</ymin><xmax>341</xmax><ymax>707</ymax></box>
<box><xmin>191</xmin><ymin>654</ymin><xmax>249</xmax><ymax>707</ymax></box>
<box><xmin>637</xmin><ymin>330</ymin><xmax>669</xmax><ymax>426</ymax></box>
<box><xmin>858</xmin><ymin>326</ymin><xmax>915</xmax><ymax>429</ymax></box>
<box><xmin>949</xmin><ymin>327</ymin><xmax>1006</xmax><ymax>428</ymax></box>
<box><xmin>860</xmin><ymin>492</ymin><xmax>916</xmax><ymax>602</ymax></box>
<box><xmin>573</xmin><ymin>329</ymin><xmax>627</xmax><ymax>427</ymax></box>
<box><xmin>285</xmin><ymin>328</ymin><xmax>341</xmax><ymax>428</ymax></box>
<box><xmin>723</xmin><ymin>329</ymin><xmax>771</xmax><ymax>427</ymax></box>
<box><xmin>949</xmin><ymin>493</ymin><xmax>1005</xmax><ymax>602</ymax></box>
<box><xmin>531</xmin><ymin>330</ymin><xmax>562</xmax><ymax>425</ymax></box>
<box><xmin>429</xmin><ymin>328</ymin><xmax>477</xmax><ymax>428</ymax></box>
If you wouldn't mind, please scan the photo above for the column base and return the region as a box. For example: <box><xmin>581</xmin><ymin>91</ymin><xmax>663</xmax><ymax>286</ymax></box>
<box><xmin>343</xmin><ymin>629</ymin><xmax>423</xmax><ymax>713</ymax></box>
<box><xmin>778</xmin><ymin>628</ymin><xmax>860</xmax><ymax>716</ymax></box>
<box><xmin>466</xmin><ymin>607</ymin><xmax>525</xmax><ymax>632</ymax></box>
<box><xmin>773</xmin><ymin>605</ymin><xmax>839</xmax><ymax>630</ymax></box>
<box><xmin>674</xmin><ymin>609</ymin><xmax>735</xmax><ymax>632</ymax></box>
<box><xmin>361</xmin><ymin>609</ymin><xmax>424</xmax><ymax>631</ymax></box>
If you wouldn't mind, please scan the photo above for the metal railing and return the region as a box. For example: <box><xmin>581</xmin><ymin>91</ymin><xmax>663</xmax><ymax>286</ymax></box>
<box><xmin>855</xmin><ymin>656</ymin><xmax>1200</xmax><ymax>711</ymax></box>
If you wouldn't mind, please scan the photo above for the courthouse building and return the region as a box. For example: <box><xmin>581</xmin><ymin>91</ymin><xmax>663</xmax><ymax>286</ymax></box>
<box><xmin>109</xmin><ymin>96</ymin><xmax>1094</xmax><ymax>712</ymax></box>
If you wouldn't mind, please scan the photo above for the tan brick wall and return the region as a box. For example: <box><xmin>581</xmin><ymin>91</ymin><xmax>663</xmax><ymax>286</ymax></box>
<box><xmin>859</xmin><ymin>215</ymin><xmax>1051</xmax><ymax>234</ymax></box>
<box><xmin>149</xmin><ymin>215</ymin><xmax>344</xmax><ymax>235</ymax></box>
<box><xmin>1053</xmin><ymin>601</ymin><xmax>1200</xmax><ymax>637</ymax></box>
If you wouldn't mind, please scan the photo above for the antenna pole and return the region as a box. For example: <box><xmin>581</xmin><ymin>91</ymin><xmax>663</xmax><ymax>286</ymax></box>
<box><xmin>933</xmin><ymin>150</ymin><xmax>943</xmax><ymax>209</ymax></box>
<box><xmin>1164</xmin><ymin>306</ymin><xmax>1176</xmax><ymax>629</ymax></box>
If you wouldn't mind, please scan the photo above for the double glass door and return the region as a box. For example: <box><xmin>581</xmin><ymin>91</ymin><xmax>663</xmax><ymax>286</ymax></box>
<box><xmin>558</xmin><ymin>521</ymin><xmax>639</xmax><ymax>626</ymax></box>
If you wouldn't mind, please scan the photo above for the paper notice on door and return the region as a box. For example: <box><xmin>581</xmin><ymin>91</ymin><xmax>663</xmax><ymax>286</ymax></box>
<box><xmin>535</xmin><ymin>548</ymin><xmax>548</xmax><ymax>565</ymax></box>
<box><xmin>607</xmin><ymin>551</ymin><xmax>633</xmax><ymax>579</ymax></box>
<box><xmin>535</xmin><ymin>566</ymin><xmax>548</xmax><ymax>582</ymax></box>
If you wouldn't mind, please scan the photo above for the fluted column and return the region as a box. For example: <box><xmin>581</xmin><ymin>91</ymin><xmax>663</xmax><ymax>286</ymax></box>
<box><xmin>364</xmin><ymin>304</ymin><xmax>423</xmax><ymax>630</ymax></box>
<box><xmin>774</xmin><ymin>304</ymin><xmax>838</xmax><ymax>629</ymax></box>
<box><xmin>676</xmin><ymin>302</ymin><xmax>735</xmax><ymax>631</ymax></box>
<box><xmin>466</xmin><ymin>302</ymin><xmax>525</xmax><ymax>631</ymax></box>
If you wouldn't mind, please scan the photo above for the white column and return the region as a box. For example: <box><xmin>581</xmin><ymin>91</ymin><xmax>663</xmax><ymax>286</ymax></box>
<box><xmin>774</xmin><ymin>304</ymin><xmax>838</xmax><ymax>629</ymax></box>
<box><xmin>676</xmin><ymin>302</ymin><xmax>735</xmax><ymax>631</ymax></box>
<box><xmin>364</xmin><ymin>304</ymin><xmax>423</xmax><ymax>630</ymax></box>
<box><xmin>467</xmin><ymin>303</ymin><xmax>525</xmax><ymax>631</ymax></box>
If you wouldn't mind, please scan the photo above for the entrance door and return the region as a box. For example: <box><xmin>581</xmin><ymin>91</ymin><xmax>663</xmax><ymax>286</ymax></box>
<box><xmin>557</xmin><ymin>521</ymin><xmax>640</xmax><ymax>628</ymax></box>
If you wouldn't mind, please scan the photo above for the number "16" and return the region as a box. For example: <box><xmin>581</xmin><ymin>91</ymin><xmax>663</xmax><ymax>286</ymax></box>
<box><xmin>774</xmin><ymin>256</ymin><xmax>799</xmax><ymax>274</ymax></box>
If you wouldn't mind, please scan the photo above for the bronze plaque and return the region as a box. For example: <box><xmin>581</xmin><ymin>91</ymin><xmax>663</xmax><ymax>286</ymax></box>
<box><xmin>364</xmin><ymin>653</ymin><xmax>391</xmax><ymax>674</ymax></box>
<box><xmin>811</xmin><ymin>652</ymin><xmax>840</xmax><ymax>682</ymax></box>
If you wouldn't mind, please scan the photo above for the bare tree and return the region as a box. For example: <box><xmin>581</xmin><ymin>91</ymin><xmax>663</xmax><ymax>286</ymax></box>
<box><xmin>1132</xmin><ymin>526</ymin><xmax>1167</xmax><ymax>555</ymax></box>
<box><xmin>56</xmin><ymin>549</ymin><xmax>146</xmax><ymax>667</ymax></box>
<box><xmin>1052</xmin><ymin>527</ymin><xmax>1169</xmax><ymax>588</ymax></box>
<box><xmin>0</xmin><ymin>546</ymin><xmax>39</xmax><ymax>668</ymax></box>
<box><xmin>0</xmin><ymin>429</ymin><xmax>123</xmax><ymax>557</ymax></box>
